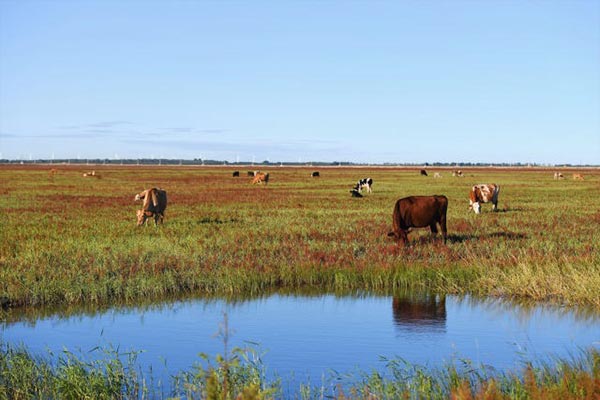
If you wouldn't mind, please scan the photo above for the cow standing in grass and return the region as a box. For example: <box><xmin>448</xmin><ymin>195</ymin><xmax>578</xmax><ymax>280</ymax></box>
<box><xmin>135</xmin><ymin>188</ymin><xmax>168</xmax><ymax>226</ymax></box>
<box><xmin>388</xmin><ymin>195</ymin><xmax>448</xmax><ymax>244</ymax></box>
<box><xmin>469</xmin><ymin>184</ymin><xmax>500</xmax><ymax>214</ymax></box>
<box><xmin>354</xmin><ymin>178</ymin><xmax>373</xmax><ymax>194</ymax></box>
<box><xmin>252</xmin><ymin>172</ymin><xmax>270</xmax><ymax>185</ymax></box>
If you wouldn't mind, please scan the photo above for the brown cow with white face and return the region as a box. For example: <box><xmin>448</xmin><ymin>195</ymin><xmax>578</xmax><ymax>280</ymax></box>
<box><xmin>388</xmin><ymin>195</ymin><xmax>448</xmax><ymax>244</ymax></box>
<box><xmin>469</xmin><ymin>184</ymin><xmax>499</xmax><ymax>214</ymax></box>
<box><xmin>135</xmin><ymin>188</ymin><xmax>167</xmax><ymax>226</ymax></box>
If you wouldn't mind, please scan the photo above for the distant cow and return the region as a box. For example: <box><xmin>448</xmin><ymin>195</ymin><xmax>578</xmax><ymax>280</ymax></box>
<box><xmin>554</xmin><ymin>172</ymin><xmax>564</xmax><ymax>180</ymax></box>
<box><xmin>433</xmin><ymin>172</ymin><xmax>442</xmax><ymax>179</ymax></box>
<box><xmin>83</xmin><ymin>170</ymin><xmax>100</xmax><ymax>178</ymax></box>
<box><xmin>573</xmin><ymin>173</ymin><xmax>584</xmax><ymax>181</ymax></box>
<box><xmin>232</xmin><ymin>171</ymin><xmax>240</xmax><ymax>177</ymax></box>
<box><xmin>469</xmin><ymin>184</ymin><xmax>500</xmax><ymax>214</ymax></box>
<box><xmin>247</xmin><ymin>171</ymin><xmax>255</xmax><ymax>177</ymax></box>
<box><xmin>452</xmin><ymin>170</ymin><xmax>463</xmax><ymax>177</ymax></box>
<box><xmin>252</xmin><ymin>172</ymin><xmax>270</xmax><ymax>185</ymax></box>
<box><xmin>135</xmin><ymin>188</ymin><xmax>167</xmax><ymax>226</ymax></box>
<box><xmin>311</xmin><ymin>171</ymin><xmax>320</xmax><ymax>178</ymax></box>
<box><xmin>387</xmin><ymin>195</ymin><xmax>448</xmax><ymax>244</ymax></box>
<box><xmin>354</xmin><ymin>178</ymin><xmax>373</xmax><ymax>193</ymax></box>
<box><xmin>420</xmin><ymin>169</ymin><xmax>428</xmax><ymax>176</ymax></box>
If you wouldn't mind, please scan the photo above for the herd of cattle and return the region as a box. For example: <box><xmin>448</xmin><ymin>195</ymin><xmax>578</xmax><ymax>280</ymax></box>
<box><xmin>131</xmin><ymin>169</ymin><xmax>586</xmax><ymax>244</ymax></box>
<box><xmin>131</xmin><ymin>169</ymin><xmax>512</xmax><ymax>246</ymax></box>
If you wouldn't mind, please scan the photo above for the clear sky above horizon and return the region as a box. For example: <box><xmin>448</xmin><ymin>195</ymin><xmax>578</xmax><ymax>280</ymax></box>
<box><xmin>1</xmin><ymin>0</ymin><xmax>599</xmax><ymax>164</ymax></box>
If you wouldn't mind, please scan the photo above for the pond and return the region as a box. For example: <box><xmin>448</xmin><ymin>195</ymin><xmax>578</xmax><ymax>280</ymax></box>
<box><xmin>2</xmin><ymin>292</ymin><xmax>599</xmax><ymax>391</ymax></box>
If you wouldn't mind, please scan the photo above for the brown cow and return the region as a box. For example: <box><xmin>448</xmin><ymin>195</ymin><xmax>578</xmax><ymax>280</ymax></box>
<box><xmin>573</xmin><ymin>173</ymin><xmax>584</xmax><ymax>181</ymax></box>
<box><xmin>135</xmin><ymin>188</ymin><xmax>167</xmax><ymax>226</ymax></box>
<box><xmin>387</xmin><ymin>195</ymin><xmax>448</xmax><ymax>244</ymax></box>
<box><xmin>252</xmin><ymin>172</ymin><xmax>269</xmax><ymax>185</ymax></box>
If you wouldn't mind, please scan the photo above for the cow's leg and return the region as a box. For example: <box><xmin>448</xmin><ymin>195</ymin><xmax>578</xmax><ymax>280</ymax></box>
<box><xmin>492</xmin><ymin>200</ymin><xmax>498</xmax><ymax>211</ymax></box>
<box><xmin>440</xmin><ymin>215</ymin><xmax>447</xmax><ymax>244</ymax></box>
<box><xmin>429</xmin><ymin>223</ymin><xmax>438</xmax><ymax>241</ymax></box>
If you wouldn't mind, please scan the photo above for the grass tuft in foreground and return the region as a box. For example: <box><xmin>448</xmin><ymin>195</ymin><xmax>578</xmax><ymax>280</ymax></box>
<box><xmin>1</xmin><ymin>340</ymin><xmax>598</xmax><ymax>399</ymax></box>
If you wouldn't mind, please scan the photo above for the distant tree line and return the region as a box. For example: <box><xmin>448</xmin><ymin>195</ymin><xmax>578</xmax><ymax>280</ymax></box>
<box><xmin>0</xmin><ymin>159</ymin><xmax>597</xmax><ymax>167</ymax></box>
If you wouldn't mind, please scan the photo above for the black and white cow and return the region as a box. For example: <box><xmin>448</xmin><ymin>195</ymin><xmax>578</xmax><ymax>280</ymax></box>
<box><xmin>354</xmin><ymin>178</ymin><xmax>373</xmax><ymax>194</ymax></box>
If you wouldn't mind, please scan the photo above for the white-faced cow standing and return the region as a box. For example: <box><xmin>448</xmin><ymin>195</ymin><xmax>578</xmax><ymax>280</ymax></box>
<box><xmin>135</xmin><ymin>188</ymin><xmax>168</xmax><ymax>226</ymax></box>
<box><xmin>353</xmin><ymin>178</ymin><xmax>373</xmax><ymax>194</ymax></box>
<box><xmin>387</xmin><ymin>195</ymin><xmax>448</xmax><ymax>244</ymax></box>
<box><xmin>469</xmin><ymin>184</ymin><xmax>500</xmax><ymax>214</ymax></box>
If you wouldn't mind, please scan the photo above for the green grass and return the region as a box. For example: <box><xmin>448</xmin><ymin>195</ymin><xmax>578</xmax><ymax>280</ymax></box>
<box><xmin>1</xmin><ymin>340</ymin><xmax>598</xmax><ymax>399</ymax></box>
<box><xmin>0</xmin><ymin>165</ymin><xmax>599</xmax><ymax>308</ymax></box>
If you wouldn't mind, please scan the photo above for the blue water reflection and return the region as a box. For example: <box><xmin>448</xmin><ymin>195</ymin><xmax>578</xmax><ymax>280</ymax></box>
<box><xmin>2</xmin><ymin>293</ymin><xmax>599</xmax><ymax>388</ymax></box>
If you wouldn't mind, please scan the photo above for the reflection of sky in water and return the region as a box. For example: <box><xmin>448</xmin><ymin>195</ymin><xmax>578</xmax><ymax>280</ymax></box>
<box><xmin>2</xmin><ymin>295</ymin><xmax>599</xmax><ymax>389</ymax></box>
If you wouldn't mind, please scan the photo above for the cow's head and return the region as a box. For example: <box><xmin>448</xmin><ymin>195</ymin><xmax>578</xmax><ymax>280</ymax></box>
<box><xmin>387</xmin><ymin>230</ymin><xmax>408</xmax><ymax>243</ymax></box>
<box><xmin>136</xmin><ymin>209</ymin><xmax>153</xmax><ymax>226</ymax></box>
<box><xmin>469</xmin><ymin>187</ymin><xmax>481</xmax><ymax>214</ymax></box>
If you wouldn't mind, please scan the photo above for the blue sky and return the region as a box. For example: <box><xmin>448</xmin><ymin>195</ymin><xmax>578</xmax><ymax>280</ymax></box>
<box><xmin>1</xmin><ymin>1</ymin><xmax>598</xmax><ymax>164</ymax></box>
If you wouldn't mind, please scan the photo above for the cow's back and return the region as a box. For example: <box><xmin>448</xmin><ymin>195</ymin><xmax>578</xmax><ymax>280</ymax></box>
<box><xmin>395</xmin><ymin>195</ymin><xmax>447</xmax><ymax>229</ymax></box>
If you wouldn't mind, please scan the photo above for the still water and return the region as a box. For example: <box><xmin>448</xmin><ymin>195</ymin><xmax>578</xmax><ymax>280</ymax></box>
<box><xmin>2</xmin><ymin>292</ymin><xmax>599</xmax><ymax>387</ymax></box>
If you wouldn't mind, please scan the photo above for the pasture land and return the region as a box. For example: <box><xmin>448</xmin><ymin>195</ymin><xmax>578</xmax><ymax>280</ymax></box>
<box><xmin>0</xmin><ymin>165</ymin><xmax>598</xmax><ymax>308</ymax></box>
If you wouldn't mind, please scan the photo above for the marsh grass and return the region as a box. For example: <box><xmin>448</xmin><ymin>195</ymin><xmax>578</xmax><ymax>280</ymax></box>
<box><xmin>0</xmin><ymin>165</ymin><xmax>598</xmax><ymax>308</ymax></box>
<box><xmin>1</xmin><ymin>340</ymin><xmax>598</xmax><ymax>399</ymax></box>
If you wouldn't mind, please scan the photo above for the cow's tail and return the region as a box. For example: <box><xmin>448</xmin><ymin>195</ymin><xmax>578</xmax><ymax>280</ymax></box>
<box><xmin>150</xmin><ymin>189</ymin><xmax>158</xmax><ymax>207</ymax></box>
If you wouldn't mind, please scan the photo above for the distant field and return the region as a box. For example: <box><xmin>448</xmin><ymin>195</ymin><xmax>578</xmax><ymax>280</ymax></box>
<box><xmin>0</xmin><ymin>164</ymin><xmax>598</xmax><ymax>308</ymax></box>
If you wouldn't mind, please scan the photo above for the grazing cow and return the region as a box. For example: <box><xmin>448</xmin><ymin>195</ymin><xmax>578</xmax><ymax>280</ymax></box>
<box><xmin>469</xmin><ymin>184</ymin><xmax>500</xmax><ymax>214</ymax></box>
<box><xmin>354</xmin><ymin>177</ymin><xmax>373</xmax><ymax>193</ymax></box>
<box><xmin>420</xmin><ymin>169</ymin><xmax>428</xmax><ymax>176</ymax></box>
<box><xmin>433</xmin><ymin>172</ymin><xmax>442</xmax><ymax>179</ymax></box>
<box><xmin>573</xmin><ymin>173</ymin><xmax>584</xmax><ymax>181</ymax></box>
<box><xmin>232</xmin><ymin>171</ymin><xmax>240</xmax><ymax>177</ymax></box>
<box><xmin>452</xmin><ymin>170</ymin><xmax>463</xmax><ymax>177</ymax></box>
<box><xmin>252</xmin><ymin>172</ymin><xmax>270</xmax><ymax>185</ymax></box>
<box><xmin>311</xmin><ymin>171</ymin><xmax>320</xmax><ymax>178</ymax></box>
<box><xmin>83</xmin><ymin>170</ymin><xmax>100</xmax><ymax>178</ymax></box>
<box><xmin>387</xmin><ymin>195</ymin><xmax>448</xmax><ymax>244</ymax></box>
<box><xmin>554</xmin><ymin>172</ymin><xmax>564</xmax><ymax>180</ymax></box>
<box><xmin>134</xmin><ymin>188</ymin><xmax>167</xmax><ymax>226</ymax></box>
<box><xmin>350</xmin><ymin>189</ymin><xmax>363</xmax><ymax>198</ymax></box>
<box><xmin>247</xmin><ymin>171</ymin><xmax>255</xmax><ymax>177</ymax></box>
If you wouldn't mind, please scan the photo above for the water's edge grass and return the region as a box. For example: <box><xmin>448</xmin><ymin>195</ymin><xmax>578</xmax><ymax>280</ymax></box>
<box><xmin>1</xmin><ymin>340</ymin><xmax>598</xmax><ymax>399</ymax></box>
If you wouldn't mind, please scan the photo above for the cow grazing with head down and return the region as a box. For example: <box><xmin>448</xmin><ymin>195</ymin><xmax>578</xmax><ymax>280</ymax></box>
<box><xmin>554</xmin><ymin>172</ymin><xmax>564</xmax><ymax>180</ymax></box>
<box><xmin>311</xmin><ymin>171</ymin><xmax>320</xmax><ymax>178</ymax></box>
<box><xmin>388</xmin><ymin>195</ymin><xmax>448</xmax><ymax>244</ymax></box>
<box><xmin>232</xmin><ymin>171</ymin><xmax>240</xmax><ymax>177</ymax></box>
<box><xmin>469</xmin><ymin>184</ymin><xmax>500</xmax><ymax>214</ymax></box>
<box><xmin>573</xmin><ymin>173</ymin><xmax>584</xmax><ymax>181</ymax></box>
<box><xmin>354</xmin><ymin>178</ymin><xmax>373</xmax><ymax>193</ymax></box>
<box><xmin>252</xmin><ymin>172</ymin><xmax>270</xmax><ymax>185</ymax></box>
<box><xmin>350</xmin><ymin>188</ymin><xmax>363</xmax><ymax>197</ymax></box>
<box><xmin>135</xmin><ymin>188</ymin><xmax>167</xmax><ymax>226</ymax></box>
<box><xmin>420</xmin><ymin>169</ymin><xmax>428</xmax><ymax>176</ymax></box>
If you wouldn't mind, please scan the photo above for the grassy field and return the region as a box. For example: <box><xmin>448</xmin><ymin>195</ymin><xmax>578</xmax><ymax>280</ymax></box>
<box><xmin>0</xmin><ymin>164</ymin><xmax>598</xmax><ymax>308</ymax></box>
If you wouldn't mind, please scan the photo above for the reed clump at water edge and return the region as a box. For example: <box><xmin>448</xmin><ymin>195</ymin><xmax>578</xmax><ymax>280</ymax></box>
<box><xmin>0</xmin><ymin>340</ymin><xmax>598</xmax><ymax>399</ymax></box>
